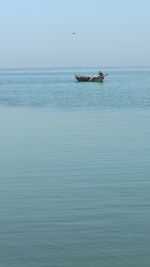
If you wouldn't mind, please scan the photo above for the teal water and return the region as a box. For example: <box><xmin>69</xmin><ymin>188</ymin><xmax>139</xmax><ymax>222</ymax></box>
<box><xmin>0</xmin><ymin>68</ymin><xmax>150</xmax><ymax>266</ymax></box>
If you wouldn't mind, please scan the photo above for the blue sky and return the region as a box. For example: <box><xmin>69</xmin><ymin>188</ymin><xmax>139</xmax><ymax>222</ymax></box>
<box><xmin>0</xmin><ymin>0</ymin><xmax>150</xmax><ymax>68</ymax></box>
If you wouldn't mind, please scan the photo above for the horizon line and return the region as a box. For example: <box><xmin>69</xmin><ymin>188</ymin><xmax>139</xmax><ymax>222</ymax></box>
<box><xmin>0</xmin><ymin>65</ymin><xmax>150</xmax><ymax>71</ymax></box>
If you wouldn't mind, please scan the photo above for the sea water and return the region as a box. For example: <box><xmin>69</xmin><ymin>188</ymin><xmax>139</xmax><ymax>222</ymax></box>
<box><xmin>0</xmin><ymin>67</ymin><xmax>150</xmax><ymax>266</ymax></box>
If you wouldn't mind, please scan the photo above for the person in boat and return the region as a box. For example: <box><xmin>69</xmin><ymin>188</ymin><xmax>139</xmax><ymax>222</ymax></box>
<box><xmin>98</xmin><ymin>70</ymin><xmax>104</xmax><ymax>77</ymax></box>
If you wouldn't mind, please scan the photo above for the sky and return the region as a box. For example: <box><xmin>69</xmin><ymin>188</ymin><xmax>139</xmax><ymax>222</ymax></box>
<box><xmin>0</xmin><ymin>0</ymin><xmax>150</xmax><ymax>68</ymax></box>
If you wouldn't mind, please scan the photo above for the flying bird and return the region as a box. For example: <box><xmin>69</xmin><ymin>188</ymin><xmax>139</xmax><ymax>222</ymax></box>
<box><xmin>72</xmin><ymin>32</ymin><xmax>76</xmax><ymax>35</ymax></box>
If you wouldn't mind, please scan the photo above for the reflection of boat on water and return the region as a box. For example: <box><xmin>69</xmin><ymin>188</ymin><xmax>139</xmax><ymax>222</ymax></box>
<box><xmin>75</xmin><ymin>73</ymin><xmax>107</xmax><ymax>82</ymax></box>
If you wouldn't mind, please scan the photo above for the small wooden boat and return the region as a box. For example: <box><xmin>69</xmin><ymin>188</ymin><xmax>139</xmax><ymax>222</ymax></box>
<box><xmin>75</xmin><ymin>73</ymin><xmax>105</xmax><ymax>82</ymax></box>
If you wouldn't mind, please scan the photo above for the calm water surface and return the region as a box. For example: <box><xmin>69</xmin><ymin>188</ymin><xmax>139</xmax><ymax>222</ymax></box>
<box><xmin>0</xmin><ymin>68</ymin><xmax>150</xmax><ymax>266</ymax></box>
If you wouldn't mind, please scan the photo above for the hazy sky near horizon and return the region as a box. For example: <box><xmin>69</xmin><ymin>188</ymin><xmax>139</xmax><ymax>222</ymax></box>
<box><xmin>0</xmin><ymin>0</ymin><xmax>150</xmax><ymax>68</ymax></box>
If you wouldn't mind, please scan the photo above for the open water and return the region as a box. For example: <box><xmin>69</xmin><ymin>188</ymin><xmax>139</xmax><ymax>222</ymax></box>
<box><xmin>0</xmin><ymin>67</ymin><xmax>150</xmax><ymax>266</ymax></box>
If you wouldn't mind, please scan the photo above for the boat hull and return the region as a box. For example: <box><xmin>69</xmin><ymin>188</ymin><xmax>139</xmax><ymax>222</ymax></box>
<box><xmin>75</xmin><ymin>74</ymin><xmax>91</xmax><ymax>82</ymax></box>
<box><xmin>75</xmin><ymin>73</ymin><xmax>104</xmax><ymax>82</ymax></box>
